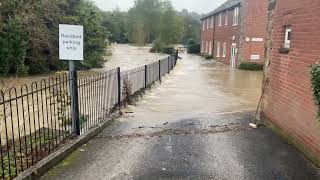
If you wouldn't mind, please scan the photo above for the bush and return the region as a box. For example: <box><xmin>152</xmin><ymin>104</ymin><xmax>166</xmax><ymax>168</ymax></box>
<box><xmin>150</xmin><ymin>39</ymin><xmax>164</xmax><ymax>53</ymax></box>
<box><xmin>204</xmin><ymin>54</ymin><xmax>213</xmax><ymax>60</ymax></box>
<box><xmin>310</xmin><ymin>63</ymin><xmax>320</xmax><ymax>118</ymax></box>
<box><xmin>238</xmin><ymin>62</ymin><xmax>264</xmax><ymax>71</ymax></box>
<box><xmin>187</xmin><ymin>39</ymin><xmax>196</xmax><ymax>46</ymax></box>
<box><xmin>150</xmin><ymin>40</ymin><xmax>174</xmax><ymax>55</ymax></box>
<box><xmin>187</xmin><ymin>44</ymin><xmax>200</xmax><ymax>54</ymax></box>
<box><xmin>0</xmin><ymin>19</ymin><xmax>28</xmax><ymax>74</ymax></box>
<box><xmin>162</xmin><ymin>46</ymin><xmax>174</xmax><ymax>54</ymax></box>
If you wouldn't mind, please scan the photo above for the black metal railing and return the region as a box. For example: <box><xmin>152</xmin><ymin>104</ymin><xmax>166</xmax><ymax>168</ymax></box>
<box><xmin>0</xmin><ymin>54</ymin><xmax>177</xmax><ymax>179</ymax></box>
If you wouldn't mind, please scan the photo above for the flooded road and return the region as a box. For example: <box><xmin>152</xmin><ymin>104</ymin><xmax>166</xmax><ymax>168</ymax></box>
<box><xmin>43</xmin><ymin>53</ymin><xmax>320</xmax><ymax>179</ymax></box>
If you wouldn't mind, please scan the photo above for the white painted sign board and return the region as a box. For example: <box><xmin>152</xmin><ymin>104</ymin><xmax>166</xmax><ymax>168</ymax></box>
<box><xmin>59</xmin><ymin>24</ymin><xmax>83</xmax><ymax>60</ymax></box>
<box><xmin>251</xmin><ymin>38</ymin><xmax>264</xmax><ymax>42</ymax></box>
<box><xmin>251</xmin><ymin>55</ymin><xmax>260</xmax><ymax>60</ymax></box>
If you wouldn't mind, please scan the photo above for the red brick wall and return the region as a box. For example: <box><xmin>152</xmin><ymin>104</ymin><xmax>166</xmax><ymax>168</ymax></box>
<box><xmin>202</xmin><ymin>0</ymin><xmax>267</xmax><ymax>66</ymax></box>
<box><xmin>241</xmin><ymin>0</ymin><xmax>268</xmax><ymax>63</ymax></box>
<box><xmin>201</xmin><ymin>19</ymin><xmax>214</xmax><ymax>54</ymax></box>
<box><xmin>263</xmin><ymin>0</ymin><xmax>320</xmax><ymax>159</ymax></box>
<box><xmin>214</xmin><ymin>7</ymin><xmax>241</xmax><ymax>65</ymax></box>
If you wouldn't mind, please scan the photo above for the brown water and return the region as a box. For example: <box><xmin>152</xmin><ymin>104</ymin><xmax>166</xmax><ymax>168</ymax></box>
<box><xmin>101</xmin><ymin>44</ymin><xmax>168</xmax><ymax>71</ymax></box>
<box><xmin>116</xmin><ymin>53</ymin><xmax>263</xmax><ymax>134</ymax></box>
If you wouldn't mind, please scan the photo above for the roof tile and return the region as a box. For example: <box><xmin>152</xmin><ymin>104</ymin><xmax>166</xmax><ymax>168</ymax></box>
<box><xmin>201</xmin><ymin>0</ymin><xmax>243</xmax><ymax>19</ymax></box>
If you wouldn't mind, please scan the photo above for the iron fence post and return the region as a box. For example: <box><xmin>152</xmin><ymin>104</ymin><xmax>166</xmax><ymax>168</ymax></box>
<box><xmin>117</xmin><ymin>67</ymin><xmax>121</xmax><ymax>109</ymax></box>
<box><xmin>159</xmin><ymin>60</ymin><xmax>161</xmax><ymax>83</ymax></box>
<box><xmin>167</xmin><ymin>57</ymin><xmax>170</xmax><ymax>73</ymax></box>
<box><xmin>145</xmin><ymin>65</ymin><xmax>148</xmax><ymax>89</ymax></box>
<box><xmin>70</xmin><ymin>67</ymin><xmax>80</xmax><ymax>136</ymax></box>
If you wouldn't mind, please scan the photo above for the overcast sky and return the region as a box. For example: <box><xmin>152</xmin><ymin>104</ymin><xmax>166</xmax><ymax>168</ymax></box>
<box><xmin>93</xmin><ymin>0</ymin><xmax>227</xmax><ymax>14</ymax></box>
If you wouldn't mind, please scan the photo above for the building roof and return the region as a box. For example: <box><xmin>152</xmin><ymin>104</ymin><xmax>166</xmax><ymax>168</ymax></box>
<box><xmin>201</xmin><ymin>0</ymin><xmax>243</xmax><ymax>20</ymax></box>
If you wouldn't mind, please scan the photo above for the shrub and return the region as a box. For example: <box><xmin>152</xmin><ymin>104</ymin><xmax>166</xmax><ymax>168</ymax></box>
<box><xmin>162</xmin><ymin>46</ymin><xmax>174</xmax><ymax>54</ymax></box>
<box><xmin>187</xmin><ymin>39</ymin><xmax>196</xmax><ymax>46</ymax></box>
<box><xmin>150</xmin><ymin>39</ymin><xmax>164</xmax><ymax>53</ymax></box>
<box><xmin>187</xmin><ymin>44</ymin><xmax>200</xmax><ymax>54</ymax></box>
<box><xmin>0</xmin><ymin>19</ymin><xmax>28</xmax><ymax>74</ymax></box>
<box><xmin>238</xmin><ymin>62</ymin><xmax>264</xmax><ymax>71</ymax></box>
<box><xmin>204</xmin><ymin>54</ymin><xmax>213</xmax><ymax>60</ymax></box>
<box><xmin>150</xmin><ymin>40</ymin><xmax>174</xmax><ymax>55</ymax></box>
<box><xmin>310</xmin><ymin>63</ymin><xmax>320</xmax><ymax>118</ymax></box>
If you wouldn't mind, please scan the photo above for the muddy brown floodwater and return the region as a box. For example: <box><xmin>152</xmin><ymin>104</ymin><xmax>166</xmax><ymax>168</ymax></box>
<box><xmin>111</xmin><ymin>53</ymin><xmax>264</xmax><ymax>135</ymax></box>
<box><xmin>101</xmin><ymin>44</ymin><xmax>168</xmax><ymax>71</ymax></box>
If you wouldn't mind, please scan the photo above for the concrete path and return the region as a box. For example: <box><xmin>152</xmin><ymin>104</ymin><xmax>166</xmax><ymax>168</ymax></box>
<box><xmin>43</xmin><ymin>54</ymin><xmax>320</xmax><ymax>180</ymax></box>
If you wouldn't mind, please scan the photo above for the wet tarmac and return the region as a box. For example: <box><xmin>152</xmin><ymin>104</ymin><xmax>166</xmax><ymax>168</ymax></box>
<box><xmin>42</xmin><ymin>53</ymin><xmax>320</xmax><ymax>180</ymax></box>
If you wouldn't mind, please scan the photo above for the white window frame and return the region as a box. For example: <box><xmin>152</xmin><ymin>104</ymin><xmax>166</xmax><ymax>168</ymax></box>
<box><xmin>216</xmin><ymin>42</ymin><xmax>221</xmax><ymax>57</ymax></box>
<box><xmin>284</xmin><ymin>27</ymin><xmax>292</xmax><ymax>48</ymax></box>
<box><xmin>219</xmin><ymin>13</ymin><xmax>222</xmax><ymax>26</ymax></box>
<box><xmin>209</xmin><ymin>41</ymin><xmax>212</xmax><ymax>55</ymax></box>
<box><xmin>211</xmin><ymin>16</ymin><xmax>214</xmax><ymax>28</ymax></box>
<box><xmin>206</xmin><ymin>41</ymin><xmax>209</xmax><ymax>53</ymax></box>
<box><xmin>223</xmin><ymin>42</ymin><xmax>227</xmax><ymax>57</ymax></box>
<box><xmin>201</xmin><ymin>41</ymin><xmax>204</xmax><ymax>52</ymax></box>
<box><xmin>233</xmin><ymin>7</ymin><xmax>239</xmax><ymax>26</ymax></box>
<box><xmin>207</xmin><ymin>18</ymin><xmax>210</xmax><ymax>29</ymax></box>
<box><xmin>225</xmin><ymin>12</ymin><xmax>228</xmax><ymax>26</ymax></box>
<box><xmin>202</xmin><ymin>20</ymin><xmax>205</xmax><ymax>31</ymax></box>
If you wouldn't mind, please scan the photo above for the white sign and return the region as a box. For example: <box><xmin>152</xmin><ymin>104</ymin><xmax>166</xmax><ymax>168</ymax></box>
<box><xmin>59</xmin><ymin>24</ymin><xmax>84</xmax><ymax>60</ymax></box>
<box><xmin>251</xmin><ymin>55</ymin><xmax>260</xmax><ymax>60</ymax></box>
<box><xmin>251</xmin><ymin>38</ymin><xmax>264</xmax><ymax>42</ymax></box>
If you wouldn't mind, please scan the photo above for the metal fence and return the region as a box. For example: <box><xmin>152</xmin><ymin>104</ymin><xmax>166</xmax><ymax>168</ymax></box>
<box><xmin>0</xmin><ymin>55</ymin><xmax>177</xmax><ymax>179</ymax></box>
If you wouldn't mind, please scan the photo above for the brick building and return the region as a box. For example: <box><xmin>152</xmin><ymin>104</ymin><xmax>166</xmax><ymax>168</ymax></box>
<box><xmin>262</xmin><ymin>0</ymin><xmax>320</xmax><ymax>166</ymax></box>
<box><xmin>200</xmin><ymin>0</ymin><xmax>267</xmax><ymax>67</ymax></box>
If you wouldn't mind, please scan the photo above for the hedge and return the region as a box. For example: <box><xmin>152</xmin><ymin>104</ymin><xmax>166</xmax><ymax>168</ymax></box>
<box><xmin>187</xmin><ymin>44</ymin><xmax>200</xmax><ymax>54</ymax></box>
<box><xmin>238</xmin><ymin>62</ymin><xmax>264</xmax><ymax>71</ymax></box>
<box><xmin>310</xmin><ymin>63</ymin><xmax>320</xmax><ymax>118</ymax></box>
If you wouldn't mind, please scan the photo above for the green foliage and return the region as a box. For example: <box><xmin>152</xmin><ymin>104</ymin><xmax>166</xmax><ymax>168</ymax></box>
<box><xmin>125</xmin><ymin>0</ymin><xmax>200</xmax><ymax>46</ymax></box>
<box><xmin>238</xmin><ymin>62</ymin><xmax>264</xmax><ymax>71</ymax></box>
<box><xmin>187</xmin><ymin>39</ymin><xmax>196</xmax><ymax>46</ymax></box>
<box><xmin>0</xmin><ymin>19</ymin><xmax>28</xmax><ymax>74</ymax></box>
<box><xmin>204</xmin><ymin>54</ymin><xmax>213</xmax><ymax>60</ymax></box>
<box><xmin>178</xmin><ymin>10</ymin><xmax>201</xmax><ymax>45</ymax></box>
<box><xmin>73</xmin><ymin>1</ymin><xmax>110</xmax><ymax>69</ymax></box>
<box><xmin>150</xmin><ymin>39</ymin><xmax>164</xmax><ymax>53</ymax></box>
<box><xmin>162</xmin><ymin>46</ymin><xmax>174</xmax><ymax>55</ymax></box>
<box><xmin>102</xmin><ymin>10</ymin><xmax>128</xmax><ymax>43</ymax></box>
<box><xmin>310</xmin><ymin>63</ymin><xmax>320</xmax><ymax>118</ymax></box>
<box><xmin>150</xmin><ymin>40</ymin><xmax>174</xmax><ymax>54</ymax></box>
<box><xmin>187</xmin><ymin>44</ymin><xmax>200</xmax><ymax>54</ymax></box>
<box><xmin>0</xmin><ymin>0</ymin><xmax>110</xmax><ymax>75</ymax></box>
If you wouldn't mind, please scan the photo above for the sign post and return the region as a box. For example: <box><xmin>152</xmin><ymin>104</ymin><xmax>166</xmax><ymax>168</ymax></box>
<box><xmin>59</xmin><ymin>24</ymin><xmax>84</xmax><ymax>135</ymax></box>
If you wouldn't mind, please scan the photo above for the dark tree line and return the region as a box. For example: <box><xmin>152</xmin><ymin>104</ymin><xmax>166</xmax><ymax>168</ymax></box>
<box><xmin>0</xmin><ymin>0</ymin><xmax>201</xmax><ymax>75</ymax></box>
<box><xmin>0</xmin><ymin>0</ymin><xmax>109</xmax><ymax>75</ymax></box>
<box><xmin>105</xmin><ymin>0</ymin><xmax>202</xmax><ymax>46</ymax></box>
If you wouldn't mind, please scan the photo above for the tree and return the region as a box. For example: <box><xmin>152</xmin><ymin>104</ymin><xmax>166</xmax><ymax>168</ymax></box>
<box><xmin>0</xmin><ymin>19</ymin><xmax>28</xmax><ymax>74</ymax></box>
<box><xmin>159</xmin><ymin>0</ymin><xmax>183</xmax><ymax>45</ymax></box>
<box><xmin>102</xmin><ymin>9</ymin><xmax>128</xmax><ymax>43</ymax></box>
<box><xmin>0</xmin><ymin>0</ymin><xmax>111</xmax><ymax>74</ymax></box>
